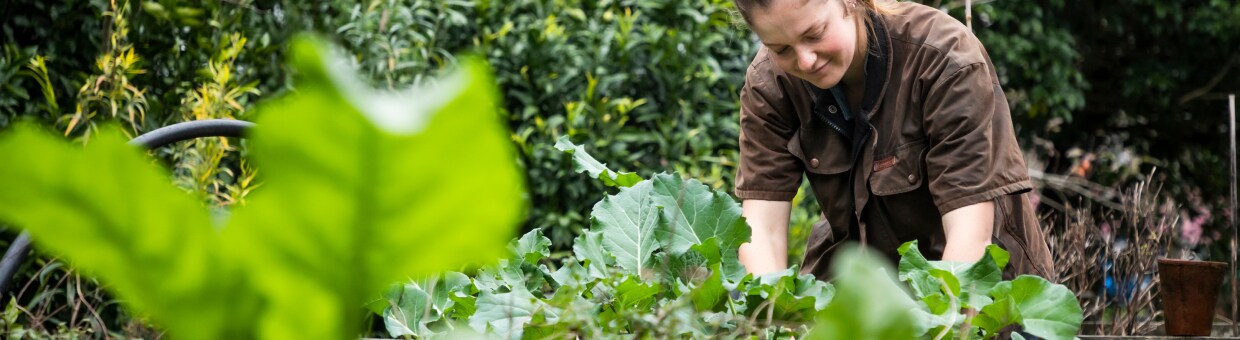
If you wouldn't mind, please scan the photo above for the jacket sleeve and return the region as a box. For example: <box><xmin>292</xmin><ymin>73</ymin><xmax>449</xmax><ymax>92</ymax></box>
<box><xmin>921</xmin><ymin>61</ymin><xmax>1032</xmax><ymax>214</ymax></box>
<box><xmin>735</xmin><ymin>51</ymin><xmax>804</xmax><ymax>201</ymax></box>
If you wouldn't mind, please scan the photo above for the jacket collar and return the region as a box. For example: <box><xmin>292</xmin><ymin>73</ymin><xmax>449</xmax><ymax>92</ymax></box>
<box><xmin>860</xmin><ymin>9</ymin><xmax>892</xmax><ymax>118</ymax></box>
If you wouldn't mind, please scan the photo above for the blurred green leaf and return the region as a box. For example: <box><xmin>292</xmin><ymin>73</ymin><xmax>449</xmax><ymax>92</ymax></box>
<box><xmin>810</xmin><ymin>244</ymin><xmax>919</xmax><ymax>340</ymax></box>
<box><xmin>0</xmin><ymin>124</ymin><xmax>249</xmax><ymax>339</ymax></box>
<box><xmin>225</xmin><ymin>35</ymin><xmax>525</xmax><ymax>338</ymax></box>
<box><xmin>0</xmin><ymin>35</ymin><xmax>525</xmax><ymax>339</ymax></box>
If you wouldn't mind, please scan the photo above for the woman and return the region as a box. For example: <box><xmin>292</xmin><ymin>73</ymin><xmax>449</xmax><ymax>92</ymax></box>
<box><xmin>732</xmin><ymin>0</ymin><xmax>1054</xmax><ymax>280</ymax></box>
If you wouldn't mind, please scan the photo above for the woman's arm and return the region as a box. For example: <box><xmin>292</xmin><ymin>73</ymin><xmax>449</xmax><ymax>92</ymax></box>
<box><xmin>738</xmin><ymin>199</ymin><xmax>792</xmax><ymax>274</ymax></box>
<box><xmin>940</xmin><ymin>200</ymin><xmax>994</xmax><ymax>262</ymax></box>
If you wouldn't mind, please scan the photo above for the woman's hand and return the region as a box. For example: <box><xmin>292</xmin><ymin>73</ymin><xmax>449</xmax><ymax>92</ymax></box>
<box><xmin>940</xmin><ymin>200</ymin><xmax>995</xmax><ymax>262</ymax></box>
<box><xmin>738</xmin><ymin>199</ymin><xmax>793</xmax><ymax>274</ymax></box>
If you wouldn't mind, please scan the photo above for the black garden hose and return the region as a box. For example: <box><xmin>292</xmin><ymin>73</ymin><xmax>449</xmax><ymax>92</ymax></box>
<box><xmin>128</xmin><ymin>119</ymin><xmax>254</xmax><ymax>149</ymax></box>
<box><xmin>0</xmin><ymin>119</ymin><xmax>254</xmax><ymax>301</ymax></box>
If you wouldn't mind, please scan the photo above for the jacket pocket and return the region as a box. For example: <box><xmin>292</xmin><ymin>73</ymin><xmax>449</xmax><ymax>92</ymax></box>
<box><xmin>869</xmin><ymin>139</ymin><xmax>928</xmax><ymax>196</ymax></box>
<box><xmin>787</xmin><ymin>128</ymin><xmax>852</xmax><ymax>175</ymax></box>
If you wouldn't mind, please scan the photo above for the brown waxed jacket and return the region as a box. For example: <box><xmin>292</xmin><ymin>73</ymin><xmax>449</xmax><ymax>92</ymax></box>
<box><xmin>734</xmin><ymin>2</ymin><xmax>1054</xmax><ymax>280</ymax></box>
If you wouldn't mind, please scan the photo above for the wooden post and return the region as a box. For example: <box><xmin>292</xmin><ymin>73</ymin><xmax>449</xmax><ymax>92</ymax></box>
<box><xmin>965</xmin><ymin>0</ymin><xmax>973</xmax><ymax>32</ymax></box>
<box><xmin>1228</xmin><ymin>93</ymin><xmax>1238</xmax><ymax>333</ymax></box>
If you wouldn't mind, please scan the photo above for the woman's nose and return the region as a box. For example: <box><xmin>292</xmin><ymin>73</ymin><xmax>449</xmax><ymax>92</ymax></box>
<box><xmin>796</xmin><ymin>47</ymin><xmax>816</xmax><ymax>72</ymax></box>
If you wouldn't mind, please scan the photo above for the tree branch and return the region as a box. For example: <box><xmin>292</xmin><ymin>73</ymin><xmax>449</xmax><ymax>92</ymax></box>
<box><xmin>1179</xmin><ymin>54</ymin><xmax>1239</xmax><ymax>105</ymax></box>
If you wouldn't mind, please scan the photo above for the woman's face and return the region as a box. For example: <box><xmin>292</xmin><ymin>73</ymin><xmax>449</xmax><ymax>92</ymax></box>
<box><xmin>747</xmin><ymin>0</ymin><xmax>860</xmax><ymax>89</ymax></box>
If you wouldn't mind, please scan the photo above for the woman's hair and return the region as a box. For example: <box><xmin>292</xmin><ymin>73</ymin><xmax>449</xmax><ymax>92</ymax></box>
<box><xmin>733</xmin><ymin>0</ymin><xmax>889</xmax><ymax>26</ymax></box>
<box><xmin>733</xmin><ymin>0</ymin><xmax>890</xmax><ymax>54</ymax></box>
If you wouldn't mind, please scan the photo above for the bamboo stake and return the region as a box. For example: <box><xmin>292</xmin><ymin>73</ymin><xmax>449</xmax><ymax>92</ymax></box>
<box><xmin>1229</xmin><ymin>93</ymin><xmax>1238</xmax><ymax>333</ymax></box>
<box><xmin>965</xmin><ymin>0</ymin><xmax>972</xmax><ymax>32</ymax></box>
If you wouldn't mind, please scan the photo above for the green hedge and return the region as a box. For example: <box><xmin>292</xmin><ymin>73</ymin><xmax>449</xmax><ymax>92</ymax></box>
<box><xmin>8</xmin><ymin>0</ymin><xmax>1239</xmax><ymax>255</ymax></box>
<box><xmin>1</xmin><ymin>0</ymin><xmax>758</xmax><ymax>251</ymax></box>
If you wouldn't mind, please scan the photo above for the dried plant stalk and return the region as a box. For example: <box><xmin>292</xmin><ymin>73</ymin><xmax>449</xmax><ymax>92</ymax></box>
<box><xmin>1042</xmin><ymin>170</ymin><xmax>1179</xmax><ymax>336</ymax></box>
<box><xmin>1042</xmin><ymin>200</ymin><xmax>1105</xmax><ymax>332</ymax></box>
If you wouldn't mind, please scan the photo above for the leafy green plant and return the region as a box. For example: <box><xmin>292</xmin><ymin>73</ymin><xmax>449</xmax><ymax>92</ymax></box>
<box><xmin>168</xmin><ymin>31</ymin><xmax>261</xmax><ymax>207</ymax></box>
<box><xmin>380</xmin><ymin>137</ymin><xmax>831</xmax><ymax>338</ymax></box>
<box><xmin>809</xmin><ymin>241</ymin><xmax>1082</xmax><ymax>340</ymax></box>
<box><xmin>0</xmin><ymin>45</ymin><xmax>33</xmax><ymax>125</ymax></box>
<box><xmin>891</xmin><ymin>241</ymin><xmax>1083</xmax><ymax>339</ymax></box>
<box><xmin>381</xmin><ymin>139</ymin><xmax>1084</xmax><ymax>339</ymax></box>
<box><xmin>64</xmin><ymin>0</ymin><xmax>149</xmax><ymax>140</ymax></box>
<box><xmin>22</xmin><ymin>54</ymin><xmax>61</xmax><ymax>120</ymax></box>
<box><xmin>0</xmin><ymin>35</ymin><xmax>525</xmax><ymax>339</ymax></box>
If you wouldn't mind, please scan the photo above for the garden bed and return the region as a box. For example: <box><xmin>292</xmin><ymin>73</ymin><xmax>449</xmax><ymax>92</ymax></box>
<box><xmin>1079</xmin><ymin>321</ymin><xmax>1240</xmax><ymax>338</ymax></box>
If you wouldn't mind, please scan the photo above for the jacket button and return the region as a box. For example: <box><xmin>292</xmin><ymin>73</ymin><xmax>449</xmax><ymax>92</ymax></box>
<box><xmin>810</xmin><ymin>158</ymin><xmax>820</xmax><ymax>168</ymax></box>
<box><xmin>907</xmin><ymin>174</ymin><xmax>916</xmax><ymax>183</ymax></box>
<box><xmin>828</xmin><ymin>105</ymin><xmax>839</xmax><ymax>114</ymax></box>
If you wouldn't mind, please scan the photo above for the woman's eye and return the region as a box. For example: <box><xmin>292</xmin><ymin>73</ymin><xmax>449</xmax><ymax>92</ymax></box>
<box><xmin>777</xmin><ymin>47</ymin><xmax>791</xmax><ymax>55</ymax></box>
<box><xmin>805</xmin><ymin>35</ymin><xmax>822</xmax><ymax>42</ymax></box>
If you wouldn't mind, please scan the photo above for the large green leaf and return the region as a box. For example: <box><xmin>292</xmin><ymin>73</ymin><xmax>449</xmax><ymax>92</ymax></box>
<box><xmin>590</xmin><ymin>180</ymin><xmax>666</xmax><ymax>275</ymax></box>
<box><xmin>689</xmin><ymin>265</ymin><xmax>727</xmax><ymax>311</ymax></box>
<box><xmin>897</xmin><ymin>240</ymin><xmax>932</xmax><ymax>296</ymax></box>
<box><xmin>743</xmin><ymin>268</ymin><xmax>835</xmax><ymax>322</ymax></box>
<box><xmin>549</xmin><ymin>259</ymin><xmax>593</xmax><ymax>290</ymax></box>
<box><xmin>554</xmin><ymin>135</ymin><xmax>642</xmax><ymax>187</ymax></box>
<box><xmin>383</xmin><ymin>272</ymin><xmax>472</xmax><ymax>338</ymax></box>
<box><xmin>430</xmin><ymin>272</ymin><xmax>474</xmax><ymax>318</ymax></box>
<box><xmin>0</xmin><ymin>35</ymin><xmax>525</xmax><ymax>340</ymax></box>
<box><xmin>510</xmin><ymin>228</ymin><xmax>552</xmax><ymax>266</ymax></box>
<box><xmin>522</xmin><ymin>287</ymin><xmax>597</xmax><ymax>339</ymax></box>
<box><xmin>0</xmin><ymin>125</ymin><xmax>252</xmax><ymax>339</ymax></box>
<box><xmin>898</xmin><ymin>241</ymin><xmax>1004</xmax><ymax>309</ymax></box>
<box><xmin>449</xmin><ymin>293</ymin><xmax>478</xmax><ymax>320</ymax></box>
<box><xmin>897</xmin><ymin>240</ymin><xmax>957</xmax><ymax>334</ymax></box>
<box><xmin>951</xmin><ymin>249</ymin><xmax>1003</xmax><ymax>309</ymax></box>
<box><xmin>810</xmin><ymin>244</ymin><xmax>919</xmax><ymax>340</ymax></box>
<box><xmin>975</xmin><ymin>275</ymin><xmax>1083</xmax><ymax>340</ymax></box>
<box><xmin>657</xmin><ymin>247</ymin><xmax>711</xmax><ymax>285</ymax></box>
<box><xmin>986</xmin><ymin>244</ymin><xmax>1011</xmax><ymax>271</ymax></box>
<box><xmin>470</xmin><ymin>289</ymin><xmax>555</xmax><ymax>339</ymax></box>
<box><xmin>383</xmin><ymin>282</ymin><xmax>434</xmax><ymax>337</ymax></box>
<box><xmin>691</xmin><ymin>237</ymin><xmax>749</xmax><ymax>283</ymax></box>
<box><xmin>974</xmin><ymin>295</ymin><xmax>1020</xmax><ymax>334</ymax></box>
<box><xmin>613</xmin><ymin>275</ymin><xmax>660</xmax><ymax>311</ymax></box>
<box><xmin>649</xmin><ymin>173</ymin><xmax>750</xmax><ymax>279</ymax></box>
<box><xmin>224</xmin><ymin>36</ymin><xmax>525</xmax><ymax>338</ymax></box>
<box><xmin>917</xmin><ymin>292</ymin><xmax>966</xmax><ymax>339</ymax></box>
<box><xmin>584</xmin><ymin>171</ymin><xmax>750</xmax><ymax>282</ymax></box>
<box><xmin>563</xmin><ymin>137</ymin><xmax>749</xmax><ymax>283</ymax></box>
<box><xmin>649</xmin><ymin>173</ymin><xmax>749</xmax><ymax>254</ymax></box>
<box><xmin>572</xmin><ymin>230</ymin><xmax>615</xmax><ymax>279</ymax></box>
<box><xmin>897</xmin><ymin>240</ymin><xmax>1009</xmax><ymax>337</ymax></box>
<box><xmin>472</xmin><ymin>257</ymin><xmax>543</xmax><ymax>298</ymax></box>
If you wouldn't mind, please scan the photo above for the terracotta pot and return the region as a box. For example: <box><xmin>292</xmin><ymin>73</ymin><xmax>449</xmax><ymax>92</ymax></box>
<box><xmin>1157</xmin><ymin>258</ymin><xmax>1228</xmax><ymax>336</ymax></box>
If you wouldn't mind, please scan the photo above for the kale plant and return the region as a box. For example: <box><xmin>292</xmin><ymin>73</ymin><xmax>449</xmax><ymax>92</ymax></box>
<box><xmin>381</xmin><ymin>138</ymin><xmax>1083</xmax><ymax>339</ymax></box>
